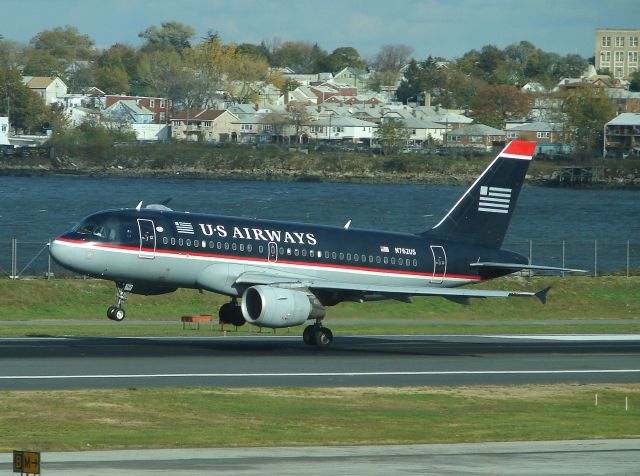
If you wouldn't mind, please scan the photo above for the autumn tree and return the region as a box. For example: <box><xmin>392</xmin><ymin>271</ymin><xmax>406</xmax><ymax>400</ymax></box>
<box><xmin>562</xmin><ymin>87</ymin><xmax>616</xmax><ymax>155</ymax></box>
<box><xmin>472</xmin><ymin>84</ymin><xmax>530</xmax><ymax>128</ymax></box>
<box><xmin>375</xmin><ymin>118</ymin><xmax>410</xmax><ymax>154</ymax></box>
<box><xmin>370</xmin><ymin>44</ymin><xmax>413</xmax><ymax>91</ymax></box>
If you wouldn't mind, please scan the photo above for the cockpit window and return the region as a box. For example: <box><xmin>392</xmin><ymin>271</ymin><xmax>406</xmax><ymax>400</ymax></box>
<box><xmin>73</xmin><ymin>216</ymin><xmax>120</xmax><ymax>242</ymax></box>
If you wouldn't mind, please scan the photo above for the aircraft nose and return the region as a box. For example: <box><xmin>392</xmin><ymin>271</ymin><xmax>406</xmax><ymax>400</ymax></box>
<box><xmin>49</xmin><ymin>239</ymin><xmax>73</xmax><ymax>269</ymax></box>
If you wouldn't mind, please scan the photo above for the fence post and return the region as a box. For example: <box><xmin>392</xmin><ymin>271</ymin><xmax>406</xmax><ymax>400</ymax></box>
<box><xmin>11</xmin><ymin>238</ymin><xmax>17</xmax><ymax>280</ymax></box>
<box><xmin>528</xmin><ymin>240</ymin><xmax>533</xmax><ymax>278</ymax></box>
<box><xmin>627</xmin><ymin>240</ymin><xmax>630</xmax><ymax>278</ymax></box>
<box><xmin>562</xmin><ymin>240</ymin><xmax>566</xmax><ymax>278</ymax></box>
<box><xmin>594</xmin><ymin>239</ymin><xmax>598</xmax><ymax>277</ymax></box>
<box><xmin>47</xmin><ymin>239</ymin><xmax>52</xmax><ymax>280</ymax></box>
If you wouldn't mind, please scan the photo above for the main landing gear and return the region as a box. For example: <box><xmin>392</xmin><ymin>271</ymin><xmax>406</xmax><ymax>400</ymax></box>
<box><xmin>218</xmin><ymin>298</ymin><xmax>246</xmax><ymax>327</ymax></box>
<box><xmin>107</xmin><ymin>282</ymin><xmax>131</xmax><ymax>322</ymax></box>
<box><xmin>303</xmin><ymin>320</ymin><xmax>333</xmax><ymax>349</ymax></box>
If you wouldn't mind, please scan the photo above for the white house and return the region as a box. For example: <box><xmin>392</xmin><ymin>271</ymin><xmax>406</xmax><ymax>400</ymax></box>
<box><xmin>0</xmin><ymin>117</ymin><xmax>9</xmax><ymax>145</ymax></box>
<box><xmin>22</xmin><ymin>76</ymin><xmax>68</xmax><ymax>104</ymax></box>
<box><xmin>305</xmin><ymin>116</ymin><xmax>377</xmax><ymax>143</ymax></box>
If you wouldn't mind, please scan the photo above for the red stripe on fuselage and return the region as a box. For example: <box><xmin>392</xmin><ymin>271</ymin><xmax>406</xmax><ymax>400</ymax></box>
<box><xmin>54</xmin><ymin>237</ymin><xmax>482</xmax><ymax>281</ymax></box>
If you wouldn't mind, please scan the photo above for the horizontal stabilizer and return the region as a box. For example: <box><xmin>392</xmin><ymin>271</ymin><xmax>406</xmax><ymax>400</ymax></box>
<box><xmin>470</xmin><ymin>262</ymin><xmax>587</xmax><ymax>274</ymax></box>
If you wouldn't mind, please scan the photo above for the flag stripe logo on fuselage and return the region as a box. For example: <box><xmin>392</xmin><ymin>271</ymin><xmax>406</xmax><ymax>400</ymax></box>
<box><xmin>478</xmin><ymin>186</ymin><xmax>511</xmax><ymax>214</ymax></box>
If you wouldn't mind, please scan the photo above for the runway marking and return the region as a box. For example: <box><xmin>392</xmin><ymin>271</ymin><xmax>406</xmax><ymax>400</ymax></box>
<box><xmin>2</xmin><ymin>369</ymin><xmax>640</xmax><ymax>381</ymax></box>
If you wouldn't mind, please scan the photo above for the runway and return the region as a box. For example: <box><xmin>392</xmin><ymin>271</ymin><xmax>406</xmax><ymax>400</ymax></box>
<box><xmin>1</xmin><ymin>334</ymin><xmax>640</xmax><ymax>390</ymax></box>
<box><xmin>2</xmin><ymin>440</ymin><xmax>640</xmax><ymax>475</ymax></box>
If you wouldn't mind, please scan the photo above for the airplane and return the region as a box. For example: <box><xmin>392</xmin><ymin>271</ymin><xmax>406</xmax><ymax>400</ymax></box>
<box><xmin>49</xmin><ymin>140</ymin><xmax>582</xmax><ymax>348</ymax></box>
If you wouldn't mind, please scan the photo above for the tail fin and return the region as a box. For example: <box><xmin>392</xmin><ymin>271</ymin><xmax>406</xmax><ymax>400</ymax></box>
<box><xmin>425</xmin><ymin>140</ymin><xmax>536</xmax><ymax>248</ymax></box>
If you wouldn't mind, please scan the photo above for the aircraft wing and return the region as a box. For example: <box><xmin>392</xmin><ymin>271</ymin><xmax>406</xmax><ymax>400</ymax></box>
<box><xmin>235</xmin><ymin>272</ymin><xmax>549</xmax><ymax>303</ymax></box>
<box><xmin>470</xmin><ymin>262</ymin><xmax>587</xmax><ymax>273</ymax></box>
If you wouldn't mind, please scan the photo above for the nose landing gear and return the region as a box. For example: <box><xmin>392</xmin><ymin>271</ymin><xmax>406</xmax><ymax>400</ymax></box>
<box><xmin>107</xmin><ymin>282</ymin><xmax>132</xmax><ymax>322</ymax></box>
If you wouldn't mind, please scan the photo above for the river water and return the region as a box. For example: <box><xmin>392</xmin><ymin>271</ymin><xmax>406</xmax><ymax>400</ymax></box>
<box><xmin>0</xmin><ymin>175</ymin><xmax>638</xmax><ymax>275</ymax></box>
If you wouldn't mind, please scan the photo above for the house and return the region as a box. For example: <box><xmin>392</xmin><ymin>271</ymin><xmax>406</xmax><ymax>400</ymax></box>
<box><xmin>606</xmin><ymin>88</ymin><xmax>640</xmax><ymax>113</ymax></box>
<box><xmin>333</xmin><ymin>67</ymin><xmax>370</xmax><ymax>91</ymax></box>
<box><xmin>103</xmin><ymin>100</ymin><xmax>170</xmax><ymax>140</ymax></box>
<box><xmin>304</xmin><ymin>116</ymin><xmax>377</xmax><ymax>144</ymax></box>
<box><xmin>231</xmin><ymin>112</ymin><xmax>278</xmax><ymax>143</ymax></box>
<box><xmin>170</xmin><ymin>109</ymin><xmax>238</xmax><ymax>143</ymax></box>
<box><xmin>604</xmin><ymin>112</ymin><xmax>640</xmax><ymax>157</ymax></box>
<box><xmin>21</xmin><ymin>76</ymin><xmax>68</xmax><ymax>104</ymax></box>
<box><xmin>103</xmin><ymin>100</ymin><xmax>155</xmax><ymax>124</ymax></box>
<box><xmin>401</xmin><ymin>117</ymin><xmax>447</xmax><ymax>145</ymax></box>
<box><xmin>65</xmin><ymin>106</ymin><xmax>101</xmax><ymax>127</ymax></box>
<box><xmin>104</xmin><ymin>95</ymin><xmax>171</xmax><ymax>124</ymax></box>
<box><xmin>0</xmin><ymin>117</ymin><xmax>9</xmax><ymax>145</ymax></box>
<box><xmin>505</xmin><ymin>122</ymin><xmax>565</xmax><ymax>144</ymax></box>
<box><xmin>446</xmin><ymin>124</ymin><xmax>506</xmax><ymax>151</ymax></box>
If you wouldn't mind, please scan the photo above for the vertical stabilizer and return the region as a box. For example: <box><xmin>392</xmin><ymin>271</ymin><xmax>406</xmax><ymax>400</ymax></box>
<box><xmin>425</xmin><ymin>140</ymin><xmax>536</xmax><ymax>248</ymax></box>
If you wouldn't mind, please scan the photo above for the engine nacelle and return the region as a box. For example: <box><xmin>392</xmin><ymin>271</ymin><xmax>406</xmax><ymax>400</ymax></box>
<box><xmin>241</xmin><ymin>285</ymin><xmax>324</xmax><ymax>328</ymax></box>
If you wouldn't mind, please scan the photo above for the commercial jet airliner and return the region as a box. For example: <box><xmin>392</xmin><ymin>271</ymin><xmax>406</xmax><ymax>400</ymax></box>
<box><xmin>49</xmin><ymin>140</ymin><xmax>581</xmax><ymax>347</ymax></box>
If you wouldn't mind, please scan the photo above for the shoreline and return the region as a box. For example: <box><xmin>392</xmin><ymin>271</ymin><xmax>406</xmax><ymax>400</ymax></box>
<box><xmin>1</xmin><ymin>165</ymin><xmax>638</xmax><ymax>189</ymax></box>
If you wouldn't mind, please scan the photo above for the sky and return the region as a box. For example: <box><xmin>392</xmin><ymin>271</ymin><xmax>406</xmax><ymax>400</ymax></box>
<box><xmin>2</xmin><ymin>0</ymin><xmax>639</xmax><ymax>61</ymax></box>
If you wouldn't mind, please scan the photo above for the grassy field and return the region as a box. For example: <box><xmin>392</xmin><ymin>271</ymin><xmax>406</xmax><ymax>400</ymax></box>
<box><xmin>0</xmin><ymin>276</ymin><xmax>639</xmax><ymax>337</ymax></box>
<box><xmin>0</xmin><ymin>384</ymin><xmax>638</xmax><ymax>451</ymax></box>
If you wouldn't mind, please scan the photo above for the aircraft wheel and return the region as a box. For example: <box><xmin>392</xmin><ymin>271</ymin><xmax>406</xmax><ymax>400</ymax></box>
<box><xmin>303</xmin><ymin>325</ymin><xmax>316</xmax><ymax>346</ymax></box>
<box><xmin>109</xmin><ymin>307</ymin><xmax>125</xmax><ymax>322</ymax></box>
<box><xmin>314</xmin><ymin>327</ymin><xmax>333</xmax><ymax>349</ymax></box>
<box><xmin>107</xmin><ymin>306</ymin><xmax>117</xmax><ymax>320</ymax></box>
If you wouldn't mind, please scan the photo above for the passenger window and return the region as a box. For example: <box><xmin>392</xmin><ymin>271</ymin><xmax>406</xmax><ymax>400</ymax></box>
<box><xmin>248</xmin><ymin>244</ymin><xmax>253</xmax><ymax>252</ymax></box>
<box><xmin>339</xmin><ymin>253</ymin><xmax>344</xmax><ymax>260</ymax></box>
<box><xmin>186</xmin><ymin>239</ymin><xmax>192</xmax><ymax>247</ymax></box>
<box><xmin>294</xmin><ymin>249</ymin><xmax>299</xmax><ymax>256</ymax></box>
<box><xmin>259</xmin><ymin>245</ymin><xmax>264</xmax><ymax>253</ymax></box>
<box><xmin>217</xmin><ymin>242</ymin><xmax>222</xmax><ymax>250</ymax></box>
<box><xmin>413</xmin><ymin>259</ymin><xmax>418</xmax><ymax>267</ymax></box>
<box><xmin>240</xmin><ymin>244</ymin><xmax>244</xmax><ymax>251</ymax></box>
<box><xmin>171</xmin><ymin>237</ymin><xmax>176</xmax><ymax>246</ymax></box>
<box><xmin>391</xmin><ymin>258</ymin><xmax>395</xmax><ymax>265</ymax></box>
<box><xmin>384</xmin><ymin>257</ymin><xmax>388</xmax><ymax>264</ymax></box>
<box><xmin>179</xmin><ymin>238</ymin><xmax>184</xmax><ymax>246</ymax></box>
<box><xmin>162</xmin><ymin>237</ymin><xmax>168</xmax><ymax>245</ymax></box>
<box><xmin>310</xmin><ymin>250</ymin><xmax>315</xmax><ymax>257</ymax></box>
<box><xmin>279</xmin><ymin>247</ymin><xmax>284</xmax><ymax>255</ymax></box>
<box><xmin>376</xmin><ymin>256</ymin><xmax>381</xmax><ymax>263</ymax></box>
<box><xmin>232</xmin><ymin>243</ymin><xmax>237</xmax><ymax>251</ymax></box>
<box><xmin>224</xmin><ymin>243</ymin><xmax>229</xmax><ymax>250</ymax></box>
<box><xmin>194</xmin><ymin>240</ymin><xmax>199</xmax><ymax>247</ymax></box>
<box><xmin>302</xmin><ymin>249</ymin><xmax>307</xmax><ymax>257</ymax></box>
<box><xmin>346</xmin><ymin>253</ymin><xmax>351</xmax><ymax>261</ymax></box>
<box><xmin>209</xmin><ymin>241</ymin><xmax>214</xmax><ymax>248</ymax></box>
<box><xmin>399</xmin><ymin>258</ymin><xmax>404</xmax><ymax>265</ymax></box>
<box><xmin>332</xmin><ymin>252</ymin><xmax>337</xmax><ymax>259</ymax></box>
<box><xmin>354</xmin><ymin>254</ymin><xmax>359</xmax><ymax>262</ymax></box>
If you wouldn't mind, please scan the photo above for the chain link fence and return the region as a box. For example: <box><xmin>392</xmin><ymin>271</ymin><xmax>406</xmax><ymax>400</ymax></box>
<box><xmin>1</xmin><ymin>238</ymin><xmax>639</xmax><ymax>280</ymax></box>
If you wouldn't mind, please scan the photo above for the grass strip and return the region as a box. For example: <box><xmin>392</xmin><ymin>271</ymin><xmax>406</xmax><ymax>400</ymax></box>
<box><xmin>1</xmin><ymin>276</ymin><xmax>639</xmax><ymax>336</ymax></box>
<box><xmin>0</xmin><ymin>384</ymin><xmax>638</xmax><ymax>451</ymax></box>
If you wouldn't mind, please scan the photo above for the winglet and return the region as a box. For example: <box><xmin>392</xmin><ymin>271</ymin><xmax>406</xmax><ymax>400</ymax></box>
<box><xmin>535</xmin><ymin>286</ymin><xmax>551</xmax><ymax>304</ymax></box>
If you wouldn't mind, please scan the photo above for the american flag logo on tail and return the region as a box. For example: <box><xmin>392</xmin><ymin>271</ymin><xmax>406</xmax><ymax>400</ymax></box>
<box><xmin>478</xmin><ymin>186</ymin><xmax>512</xmax><ymax>214</ymax></box>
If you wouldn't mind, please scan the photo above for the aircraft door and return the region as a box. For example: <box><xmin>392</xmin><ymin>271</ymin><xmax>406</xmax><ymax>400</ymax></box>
<box><xmin>267</xmin><ymin>241</ymin><xmax>278</xmax><ymax>263</ymax></box>
<box><xmin>138</xmin><ymin>219</ymin><xmax>156</xmax><ymax>259</ymax></box>
<box><xmin>430</xmin><ymin>245</ymin><xmax>446</xmax><ymax>283</ymax></box>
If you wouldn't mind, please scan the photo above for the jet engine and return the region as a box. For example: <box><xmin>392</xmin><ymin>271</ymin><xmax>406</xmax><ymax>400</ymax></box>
<box><xmin>241</xmin><ymin>285</ymin><xmax>325</xmax><ymax>328</ymax></box>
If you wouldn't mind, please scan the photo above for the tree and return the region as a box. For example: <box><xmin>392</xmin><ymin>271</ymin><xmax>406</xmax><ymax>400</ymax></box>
<box><xmin>370</xmin><ymin>44</ymin><xmax>413</xmax><ymax>90</ymax></box>
<box><xmin>271</xmin><ymin>41</ymin><xmax>327</xmax><ymax>73</ymax></box>
<box><xmin>139</xmin><ymin>21</ymin><xmax>195</xmax><ymax>55</ymax></box>
<box><xmin>472</xmin><ymin>84</ymin><xmax>530</xmax><ymax>128</ymax></box>
<box><xmin>29</xmin><ymin>26</ymin><xmax>94</xmax><ymax>60</ymax></box>
<box><xmin>0</xmin><ymin>68</ymin><xmax>50</xmax><ymax>133</ymax></box>
<box><xmin>630</xmin><ymin>71</ymin><xmax>640</xmax><ymax>92</ymax></box>
<box><xmin>323</xmin><ymin>47</ymin><xmax>365</xmax><ymax>72</ymax></box>
<box><xmin>375</xmin><ymin>118</ymin><xmax>410</xmax><ymax>155</ymax></box>
<box><xmin>22</xmin><ymin>49</ymin><xmax>65</xmax><ymax>77</ymax></box>
<box><xmin>286</xmin><ymin>102</ymin><xmax>312</xmax><ymax>142</ymax></box>
<box><xmin>562</xmin><ymin>87</ymin><xmax>616</xmax><ymax>155</ymax></box>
